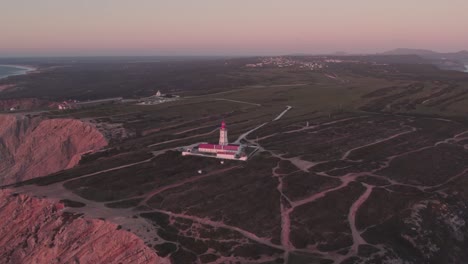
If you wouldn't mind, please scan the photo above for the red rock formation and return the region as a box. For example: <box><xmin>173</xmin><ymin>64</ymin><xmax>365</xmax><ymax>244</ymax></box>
<box><xmin>0</xmin><ymin>115</ymin><xmax>108</xmax><ymax>185</ymax></box>
<box><xmin>0</xmin><ymin>189</ymin><xmax>164</xmax><ymax>264</ymax></box>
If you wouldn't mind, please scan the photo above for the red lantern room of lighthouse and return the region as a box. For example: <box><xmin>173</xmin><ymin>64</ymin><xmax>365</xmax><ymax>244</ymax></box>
<box><xmin>219</xmin><ymin>120</ymin><xmax>228</xmax><ymax>146</ymax></box>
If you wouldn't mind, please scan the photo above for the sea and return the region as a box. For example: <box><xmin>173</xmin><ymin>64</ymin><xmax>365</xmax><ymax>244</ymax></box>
<box><xmin>0</xmin><ymin>65</ymin><xmax>32</xmax><ymax>80</ymax></box>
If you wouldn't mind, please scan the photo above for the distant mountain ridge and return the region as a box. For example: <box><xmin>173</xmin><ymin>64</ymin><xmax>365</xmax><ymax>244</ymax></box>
<box><xmin>383</xmin><ymin>48</ymin><xmax>438</xmax><ymax>56</ymax></box>
<box><xmin>382</xmin><ymin>48</ymin><xmax>468</xmax><ymax>71</ymax></box>
<box><xmin>383</xmin><ymin>48</ymin><xmax>468</xmax><ymax>60</ymax></box>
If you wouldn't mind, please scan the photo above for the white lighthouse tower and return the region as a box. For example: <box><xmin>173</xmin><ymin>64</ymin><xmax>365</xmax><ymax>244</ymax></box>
<box><xmin>219</xmin><ymin>121</ymin><xmax>228</xmax><ymax>146</ymax></box>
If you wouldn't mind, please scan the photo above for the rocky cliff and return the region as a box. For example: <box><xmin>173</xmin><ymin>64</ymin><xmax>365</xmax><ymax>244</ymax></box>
<box><xmin>0</xmin><ymin>115</ymin><xmax>107</xmax><ymax>185</ymax></box>
<box><xmin>0</xmin><ymin>189</ymin><xmax>164</xmax><ymax>264</ymax></box>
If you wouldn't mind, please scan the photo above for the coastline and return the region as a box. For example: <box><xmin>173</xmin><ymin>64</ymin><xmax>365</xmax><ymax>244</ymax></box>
<box><xmin>0</xmin><ymin>64</ymin><xmax>37</xmax><ymax>80</ymax></box>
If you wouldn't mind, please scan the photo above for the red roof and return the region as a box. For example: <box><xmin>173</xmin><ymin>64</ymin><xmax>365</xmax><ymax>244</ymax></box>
<box><xmin>217</xmin><ymin>152</ymin><xmax>236</xmax><ymax>155</ymax></box>
<box><xmin>198</xmin><ymin>144</ymin><xmax>216</xmax><ymax>149</ymax></box>
<box><xmin>224</xmin><ymin>145</ymin><xmax>240</xmax><ymax>151</ymax></box>
<box><xmin>199</xmin><ymin>144</ymin><xmax>240</xmax><ymax>151</ymax></box>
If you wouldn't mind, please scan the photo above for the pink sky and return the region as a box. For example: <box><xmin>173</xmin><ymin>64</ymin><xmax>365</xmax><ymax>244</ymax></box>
<box><xmin>1</xmin><ymin>0</ymin><xmax>467</xmax><ymax>56</ymax></box>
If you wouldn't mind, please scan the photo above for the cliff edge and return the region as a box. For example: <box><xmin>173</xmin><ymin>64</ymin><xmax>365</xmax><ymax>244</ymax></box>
<box><xmin>0</xmin><ymin>115</ymin><xmax>107</xmax><ymax>185</ymax></box>
<box><xmin>0</xmin><ymin>189</ymin><xmax>164</xmax><ymax>264</ymax></box>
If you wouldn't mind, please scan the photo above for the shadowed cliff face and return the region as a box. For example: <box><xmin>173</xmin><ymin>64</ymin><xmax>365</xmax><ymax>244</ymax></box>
<box><xmin>0</xmin><ymin>115</ymin><xmax>107</xmax><ymax>185</ymax></box>
<box><xmin>0</xmin><ymin>116</ymin><xmax>166</xmax><ymax>263</ymax></box>
<box><xmin>0</xmin><ymin>190</ymin><xmax>164</xmax><ymax>264</ymax></box>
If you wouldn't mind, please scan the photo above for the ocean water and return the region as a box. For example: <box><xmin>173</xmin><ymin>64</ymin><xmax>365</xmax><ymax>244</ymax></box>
<box><xmin>0</xmin><ymin>65</ymin><xmax>31</xmax><ymax>80</ymax></box>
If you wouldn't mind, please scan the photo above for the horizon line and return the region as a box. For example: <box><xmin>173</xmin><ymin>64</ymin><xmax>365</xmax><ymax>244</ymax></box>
<box><xmin>0</xmin><ymin>48</ymin><xmax>467</xmax><ymax>60</ymax></box>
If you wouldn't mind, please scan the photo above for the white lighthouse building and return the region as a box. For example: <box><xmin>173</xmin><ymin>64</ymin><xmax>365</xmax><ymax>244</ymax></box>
<box><xmin>182</xmin><ymin>121</ymin><xmax>247</xmax><ymax>160</ymax></box>
<box><xmin>219</xmin><ymin>121</ymin><xmax>228</xmax><ymax>145</ymax></box>
<box><xmin>182</xmin><ymin>120</ymin><xmax>253</xmax><ymax>161</ymax></box>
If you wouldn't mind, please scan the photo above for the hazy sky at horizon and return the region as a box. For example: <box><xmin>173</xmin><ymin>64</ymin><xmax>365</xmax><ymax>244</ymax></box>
<box><xmin>1</xmin><ymin>0</ymin><xmax>467</xmax><ymax>56</ymax></box>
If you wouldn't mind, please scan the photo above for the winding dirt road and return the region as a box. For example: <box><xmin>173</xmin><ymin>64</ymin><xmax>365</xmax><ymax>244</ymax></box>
<box><xmin>10</xmin><ymin>106</ymin><xmax>468</xmax><ymax>264</ymax></box>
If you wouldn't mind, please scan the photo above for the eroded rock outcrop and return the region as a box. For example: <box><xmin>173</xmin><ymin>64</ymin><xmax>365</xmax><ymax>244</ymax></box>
<box><xmin>0</xmin><ymin>189</ymin><xmax>164</xmax><ymax>264</ymax></box>
<box><xmin>0</xmin><ymin>115</ymin><xmax>107</xmax><ymax>185</ymax></box>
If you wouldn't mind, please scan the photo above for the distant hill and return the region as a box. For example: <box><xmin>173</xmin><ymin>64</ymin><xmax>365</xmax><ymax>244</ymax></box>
<box><xmin>383</xmin><ymin>48</ymin><xmax>440</xmax><ymax>56</ymax></box>
<box><xmin>383</xmin><ymin>48</ymin><xmax>468</xmax><ymax>60</ymax></box>
<box><xmin>337</xmin><ymin>54</ymin><xmax>427</xmax><ymax>64</ymax></box>
<box><xmin>382</xmin><ymin>48</ymin><xmax>468</xmax><ymax>71</ymax></box>
<box><xmin>453</xmin><ymin>50</ymin><xmax>468</xmax><ymax>59</ymax></box>
<box><xmin>288</xmin><ymin>51</ymin><xmax>350</xmax><ymax>56</ymax></box>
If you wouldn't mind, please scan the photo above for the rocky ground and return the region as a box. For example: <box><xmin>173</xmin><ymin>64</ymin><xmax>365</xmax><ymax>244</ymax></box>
<box><xmin>8</xmin><ymin>108</ymin><xmax>468</xmax><ymax>264</ymax></box>
<box><xmin>0</xmin><ymin>114</ymin><xmax>168</xmax><ymax>264</ymax></box>
<box><xmin>1</xmin><ymin>58</ymin><xmax>468</xmax><ymax>263</ymax></box>
<box><xmin>0</xmin><ymin>189</ymin><xmax>166</xmax><ymax>264</ymax></box>
<box><xmin>0</xmin><ymin>114</ymin><xmax>107</xmax><ymax>185</ymax></box>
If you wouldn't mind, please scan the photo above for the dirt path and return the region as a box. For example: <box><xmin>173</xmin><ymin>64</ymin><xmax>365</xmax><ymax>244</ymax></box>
<box><xmin>273</xmin><ymin>105</ymin><xmax>292</xmax><ymax>121</ymax></box>
<box><xmin>138</xmin><ymin>166</ymin><xmax>240</xmax><ymax>205</ymax></box>
<box><xmin>341</xmin><ymin>125</ymin><xmax>417</xmax><ymax>160</ymax></box>
<box><xmin>213</xmin><ymin>98</ymin><xmax>262</xmax><ymax>107</ymax></box>
<box><xmin>10</xmin><ymin>109</ymin><xmax>468</xmax><ymax>264</ymax></box>
<box><xmin>140</xmin><ymin>208</ymin><xmax>284</xmax><ymax>251</ymax></box>
<box><xmin>184</xmin><ymin>83</ymin><xmax>309</xmax><ymax>99</ymax></box>
<box><xmin>251</xmin><ymin>115</ymin><xmax>468</xmax><ymax>263</ymax></box>
<box><xmin>233</xmin><ymin>122</ymin><xmax>267</xmax><ymax>144</ymax></box>
<box><xmin>348</xmin><ymin>184</ymin><xmax>374</xmax><ymax>253</ymax></box>
<box><xmin>147</xmin><ymin>128</ymin><xmax>218</xmax><ymax>147</ymax></box>
<box><xmin>284</xmin><ymin>116</ymin><xmax>368</xmax><ymax>134</ymax></box>
<box><xmin>233</xmin><ymin>105</ymin><xmax>293</xmax><ymax>144</ymax></box>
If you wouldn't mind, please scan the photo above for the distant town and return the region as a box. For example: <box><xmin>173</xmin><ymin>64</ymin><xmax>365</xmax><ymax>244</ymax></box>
<box><xmin>245</xmin><ymin>56</ymin><xmax>370</xmax><ymax>71</ymax></box>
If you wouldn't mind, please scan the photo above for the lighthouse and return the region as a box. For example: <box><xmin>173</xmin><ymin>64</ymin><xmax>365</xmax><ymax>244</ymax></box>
<box><xmin>219</xmin><ymin>121</ymin><xmax>228</xmax><ymax>145</ymax></box>
<box><xmin>183</xmin><ymin>120</ymin><xmax>249</xmax><ymax>161</ymax></box>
